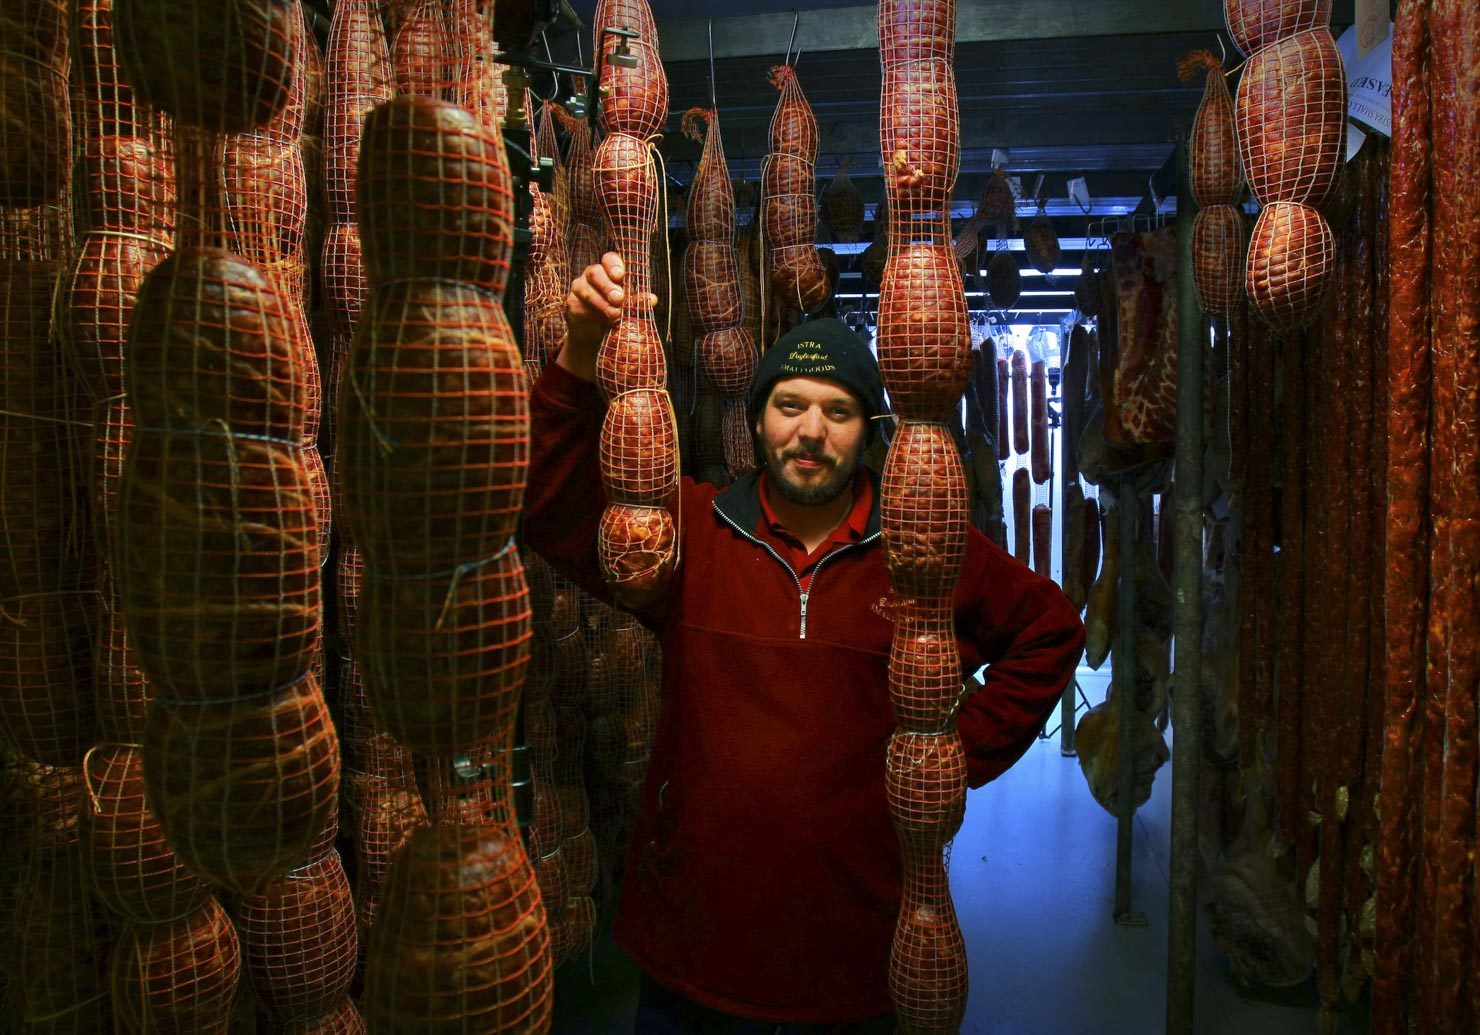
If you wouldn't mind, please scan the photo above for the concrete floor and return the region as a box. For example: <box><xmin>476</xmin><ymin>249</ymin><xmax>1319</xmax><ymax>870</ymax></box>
<box><xmin>549</xmin><ymin>668</ymin><xmax>1370</xmax><ymax>1034</ymax></box>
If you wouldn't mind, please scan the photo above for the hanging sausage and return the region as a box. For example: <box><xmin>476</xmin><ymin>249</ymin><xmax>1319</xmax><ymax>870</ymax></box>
<box><xmin>592</xmin><ymin>0</ymin><xmax>679</xmax><ymax>608</ymax></box>
<box><xmin>1178</xmin><ymin>48</ymin><xmax>1245</xmax><ymax>316</ymax></box>
<box><xmin>762</xmin><ymin>65</ymin><xmax>830</xmax><ymax>314</ymax></box>
<box><xmin>877</xmin><ymin>0</ymin><xmax>972</xmax><ymax>1025</ymax></box>
<box><xmin>684</xmin><ymin>107</ymin><xmax>758</xmax><ymax>482</ymax></box>
<box><xmin>1229</xmin><ymin>1</ymin><xmax>1345</xmax><ymax>328</ymax></box>
<box><xmin>344</xmin><ymin>88</ymin><xmax>551</xmax><ymax>1027</ymax></box>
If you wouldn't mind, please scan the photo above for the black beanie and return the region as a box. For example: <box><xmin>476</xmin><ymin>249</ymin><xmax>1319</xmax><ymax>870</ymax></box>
<box><xmin>747</xmin><ymin>318</ymin><xmax>886</xmax><ymax>431</ymax></box>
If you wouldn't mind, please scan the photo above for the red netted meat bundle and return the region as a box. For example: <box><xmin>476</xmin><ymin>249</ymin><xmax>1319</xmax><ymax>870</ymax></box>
<box><xmin>590</xmin><ymin>0</ymin><xmax>680</xmax><ymax>606</ymax></box>
<box><xmin>762</xmin><ymin>65</ymin><xmax>831</xmax><ymax>313</ymax></box>
<box><xmin>1226</xmin><ymin>0</ymin><xmax>1343</xmax><ymax>327</ymax></box>
<box><xmin>876</xmin><ymin>0</ymin><xmax>972</xmax><ymax>1027</ymax></box>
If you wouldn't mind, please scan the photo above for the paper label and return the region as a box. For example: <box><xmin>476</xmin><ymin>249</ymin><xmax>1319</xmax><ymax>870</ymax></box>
<box><xmin>1337</xmin><ymin>22</ymin><xmax>1393</xmax><ymax>138</ymax></box>
<box><xmin>991</xmin><ymin>148</ymin><xmax>1010</xmax><ymax>169</ymax></box>
<box><xmin>1356</xmin><ymin>0</ymin><xmax>1389</xmax><ymax>59</ymax></box>
<box><xmin>1067</xmin><ymin>176</ymin><xmax>1091</xmax><ymax>211</ymax></box>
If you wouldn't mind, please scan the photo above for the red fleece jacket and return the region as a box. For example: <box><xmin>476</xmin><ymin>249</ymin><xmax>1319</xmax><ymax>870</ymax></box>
<box><xmin>522</xmin><ymin>362</ymin><xmax>1086</xmax><ymax>1024</ymax></box>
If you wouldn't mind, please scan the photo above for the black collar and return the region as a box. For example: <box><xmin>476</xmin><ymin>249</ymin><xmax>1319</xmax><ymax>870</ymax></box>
<box><xmin>712</xmin><ymin>466</ymin><xmax>883</xmax><ymax>540</ymax></box>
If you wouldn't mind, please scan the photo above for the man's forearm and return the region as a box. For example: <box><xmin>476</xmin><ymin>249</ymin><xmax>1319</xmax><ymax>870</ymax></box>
<box><xmin>556</xmin><ymin>329</ymin><xmax>599</xmax><ymax>381</ymax></box>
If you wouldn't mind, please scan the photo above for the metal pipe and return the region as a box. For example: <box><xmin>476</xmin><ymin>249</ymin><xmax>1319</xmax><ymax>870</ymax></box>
<box><xmin>1166</xmin><ymin>133</ymin><xmax>1205</xmax><ymax>1035</ymax></box>
<box><xmin>1113</xmin><ymin>472</ymin><xmax>1139</xmax><ymax>920</ymax></box>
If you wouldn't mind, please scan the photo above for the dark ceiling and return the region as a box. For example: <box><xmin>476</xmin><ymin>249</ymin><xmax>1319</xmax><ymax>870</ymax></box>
<box><xmin>545</xmin><ymin>0</ymin><xmax>1357</xmax><ymax>316</ymax></box>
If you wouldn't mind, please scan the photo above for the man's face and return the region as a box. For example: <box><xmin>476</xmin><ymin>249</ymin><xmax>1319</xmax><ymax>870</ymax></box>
<box><xmin>755</xmin><ymin>376</ymin><xmax>867</xmax><ymax>506</ymax></box>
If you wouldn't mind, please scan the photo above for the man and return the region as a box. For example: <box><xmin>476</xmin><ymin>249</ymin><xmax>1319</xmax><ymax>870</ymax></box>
<box><xmin>523</xmin><ymin>253</ymin><xmax>1085</xmax><ymax>1033</ymax></box>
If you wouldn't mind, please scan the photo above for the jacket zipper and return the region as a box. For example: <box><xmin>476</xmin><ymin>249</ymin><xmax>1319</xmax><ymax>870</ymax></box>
<box><xmin>712</xmin><ymin>502</ymin><xmax>881</xmax><ymax>640</ymax></box>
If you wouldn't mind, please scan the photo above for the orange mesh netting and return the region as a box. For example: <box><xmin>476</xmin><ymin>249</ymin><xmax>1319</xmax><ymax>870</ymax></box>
<box><xmin>685</xmin><ymin>241</ymin><xmax>743</xmax><ymax>336</ymax></box>
<box><xmin>888</xmin><ymin>601</ymin><xmax>963</xmax><ymax>734</ymax></box>
<box><xmin>593</xmin><ymin>132</ymin><xmax>665</xmax><ymax>388</ymax></box>
<box><xmin>559</xmin><ymin>99</ymin><xmax>605</xmax><ymax>282</ymax></box>
<box><xmin>1176</xmin><ymin>49</ymin><xmax>1243</xmax><ymax>208</ymax></box>
<box><xmin>599</xmin><ymin>505</ymin><xmax>677</xmax><ymax>607</ymax></box>
<box><xmin>524</xmin><ymin>698</ymin><xmax>561</xmax><ymax>854</ymax></box>
<box><xmin>391</xmin><ymin>0</ymin><xmax>487</xmax><ymax>103</ymax></box>
<box><xmin>1224</xmin><ymin>0</ymin><xmax>1332</xmax><ymax>57</ymax></box>
<box><xmin>357</xmin><ymin>95</ymin><xmax>515</xmax><ymax>296</ymax></box>
<box><xmin>600</xmin><ymin>388</ymin><xmax>680</xmax><ymax>505</ymax></box>
<box><xmin>15</xmin><ymin>841</ymin><xmax>112</xmax><ymax>1031</ymax></box>
<box><xmin>1192</xmin><ymin>203</ymin><xmax>1246</xmax><ymax>317</ymax></box>
<box><xmin>232</xmin><ymin>850</ymin><xmax>359</xmax><ymax>1022</ymax></box>
<box><xmin>344</xmin><ymin>766</ymin><xmax>427</xmax><ymax>939</ymax></box>
<box><xmin>117</xmin><ymin>428</ymin><xmax>321</xmax><ymax>701</ymax></box>
<box><xmin>881</xmin><ymin>422</ymin><xmax>969</xmax><ymax>602</ymax></box>
<box><xmin>124</xmin><ymin>248</ymin><xmax>307</xmax><ymax>441</ymax></box>
<box><xmin>762</xmin><ymin>66</ymin><xmax>829</xmax><ymax>313</ymax></box>
<box><xmin>322</xmin><ymin>222</ymin><xmax>369</xmax><ymax>344</ymax></box>
<box><xmin>886</xmin><ymin>732</ymin><xmax>967</xmax><ymax>850</ymax></box>
<box><xmin>1245</xmin><ymin>200</ymin><xmax>1334</xmax><ymax>330</ymax></box>
<box><xmin>1235</xmin><ymin>27</ymin><xmax>1345</xmax><ymax>208</ymax></box>
<box><xmin>594</xmin><ymin>0</ymin><xmax>667</xmax><ymax>141</ymax></box>
<box><xmin>61</xmin><ymin>234</ymin><xmax>171</xmax><ymax>407</ymax></box>
<box><xmin>534</xmin><ymin>845</ymin><xmax>569</xmax><ymax>930</ymax></box>
<box><xmin>879</xmin><ymin>0</ymin><xmax>956</xmax><ymax>68</ymax></box>
<box><xmin>0</xmin><ymin>0</ymin><xmax>72</xmax><ymax>210</ymax></box>
<box><xmin>548</xmin><ymin>624</ymin><xmax>589</xmax><ymax>709</ymax></box>
<box><xmin>362</xmin><ymin>821</ymin><xmax>553</xmax><ymax>1031</ymax></box>
<box><xmin>355</xmin><ymin>549</ymin><xmax>532</xmax><ymax>755</ymax></box>
<box><xmin>682</xmin><ymin>107</ymin><xmax>757</xmax><ymax>396</ymax></box>
<box><xmin>335</xmin><ymin>541</ymin><xmax>363</xmax><ymax>654</ymax></box>
<box><xmin>583</xmin><ymin>634</ymin><xmax>619</xmax><ymax>717</ymax></box>
<box><xmin>0</xmin><ymin>248</ymin><xmax>95</xmax><ymax>769</ymax></box>
<box><xmin>323</xmin><ymin>0</ymin><xmax>393</xmax><ymax>227</ymax></box>
<box><xmin>822</xmin><ymin>157</ymin><xmax>866</xmax><ymax>243</ymax></box>
<box><xmin>113</xmin><ymin>0</ymin><xmax>295</xmax><ymax>137</ymax></box>
<box><xmin>78</xmin><ymin>743</ymin><xmax>211</xmax><ymax>925</ymax></box>
<box><xmin>877</xmin><ymin>0</ymin><xmax>972</xmax><ymax>1025</ymax></box>
<box><xmin>682</xmin><ymin>108</ymin><xmax>735</xmax><ymax>243</ymax></box>
<box><xmin>95</xmin><ymin>582</ymin><xmax>152</xmax><ymax>744</ymax></box>
<box><xmin>112</xmin><ymin>895</ymin><xmax>241</xmax><ymax>1033</ymax></box>
<box><xmin>888</xmin><ymin>855</ymin><xmax>968</xmax><ymax>1033</ymax></box>
<box><xmin>0</xmin><ymin>591</ymin><xmax>94</xmax><ymax>768</ymax></box>
<box><xmin>880</xmin><ymin>60</ymin><xmax>959</xmax><ymax>236</ymax></box>
<box><xmin>142</xmin><ymin>675</ymin><xmax>340</xmax><ymax>896</ymax></box>
<box><xmin>876</xmin><ymin>244</ymin><xmax>970</xmax><ymax>421</ymax></box>
<box><xmin>277</xmin><ymin>995</ymin><xmax>368</xmax><ymax>1034</ymax></box>
<box><xmin>593</xmin><ymin>74</ymin><xmax>680</xmax><ymax>599</ymax></box>
<box><xmin>721</xmin><ymin>396</ymin><xmax>758</xmax><ymax>479</ymax></box>
<box><xmin>525</xmin><ymin>98</ymin><xmax>572</xmax><ymax>369</ymax></box>
<box><xmin>337</xmin><ymin>281</ymin><xmax>529</xmax><ymax>575</ymax></box>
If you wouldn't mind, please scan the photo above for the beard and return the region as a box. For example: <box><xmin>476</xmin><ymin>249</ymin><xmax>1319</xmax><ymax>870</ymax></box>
<box><xmin>763</xmin><ymin>442</ymin><xmax>857</xmax><ymax>506</ymax></box>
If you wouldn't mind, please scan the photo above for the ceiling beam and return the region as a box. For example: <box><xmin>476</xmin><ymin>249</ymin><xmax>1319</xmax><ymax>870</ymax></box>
<box><xmin>655</xmin><ymin>0</ymin><xmax>1356</xmax><ymax>61</ymax></box>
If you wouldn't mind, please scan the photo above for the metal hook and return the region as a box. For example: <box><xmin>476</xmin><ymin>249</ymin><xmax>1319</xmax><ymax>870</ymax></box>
<box><xmin>708</xmin><ymin>19</ymin><xmax>717</xmax><ymax>109</ymax></box>
<box><xmin>541</xmin><ymin>31</ymin><xmax>561</xmax><ymax>99</ymax></box>
<box><xmin>1216</xmin><ymin>34</ymin><xmax>1227</xmax><ymax>66</ymax></box>
<box><xmin>792</xmin><ymin>45</ymin><xmax>804</xmax><ymax>70</ymax></box>
<box><xmin>784</xmin><ymin>9</ymin><xmax>799</xmax><ymax>66</ymax></box>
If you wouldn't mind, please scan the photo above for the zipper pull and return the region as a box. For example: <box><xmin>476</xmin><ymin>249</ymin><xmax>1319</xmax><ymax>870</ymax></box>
<box><xmin>799</xmin><ymin>592</ymin><xmax>809</xmax><ymax>639</ymax></box>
